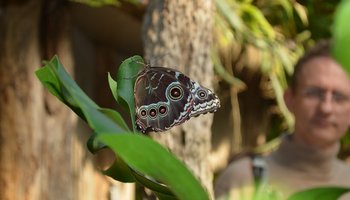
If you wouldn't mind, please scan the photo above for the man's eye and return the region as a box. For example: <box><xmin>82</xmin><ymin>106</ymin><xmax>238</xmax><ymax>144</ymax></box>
<box><xmin>332</xmin><ymin>91</ymin><xmax>350</xmax><ymax>103</ymax></box>
<box><xmin>303</xmin><ymin>88</ymin><xmax>324</xmax><ymax>98</ymax></box>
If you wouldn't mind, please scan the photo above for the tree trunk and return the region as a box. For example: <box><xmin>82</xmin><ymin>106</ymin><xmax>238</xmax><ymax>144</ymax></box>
<box><xmin>0</xmin><ymin>1</ymin><xmax>110</xmax><ymax>199</ymax></box>
<box><xmin>143</xmin><ymin>0</ymin><xmax>215</xmax><ymax>197</ymax></box>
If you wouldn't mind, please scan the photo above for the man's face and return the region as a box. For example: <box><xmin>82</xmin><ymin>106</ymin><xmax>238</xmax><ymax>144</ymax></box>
<box><xmin>285</xmin><ymin>56</ymin><xmax>350</xmax><ymax>147</ymax></box>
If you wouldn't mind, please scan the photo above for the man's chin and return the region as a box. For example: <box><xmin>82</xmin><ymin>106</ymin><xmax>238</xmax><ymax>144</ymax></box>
<box><xmin>309</xmin><ymin>130</ymin><xmax>339</xmax><ymax>147</ymax></box>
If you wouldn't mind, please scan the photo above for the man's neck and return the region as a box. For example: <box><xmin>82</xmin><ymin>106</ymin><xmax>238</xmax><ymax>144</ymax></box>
<box><xmin>292</xmin><ymin>133</ymin><xmax>339</xmax><ymax>151</ymax></box>
<box><xmin>270</xmin><ymin>134</ymin><xmax>340</xmax><ymax>177</ymax></box>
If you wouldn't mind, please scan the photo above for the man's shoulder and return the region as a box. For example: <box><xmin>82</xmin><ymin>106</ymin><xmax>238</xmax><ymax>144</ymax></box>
<box><xmin>224</xmin><ymin>156</ymin><xmax>253</xmax><ymax>174</ymax></box>
<box><xmin>214</xmin><ymin>157</ymin><xmax>255</xmax><ymax>197</ymax></box>
<box><xmin>335</xmin><ymin>159</ymin><xmax>350</xmax><ymax>173</ymax></box>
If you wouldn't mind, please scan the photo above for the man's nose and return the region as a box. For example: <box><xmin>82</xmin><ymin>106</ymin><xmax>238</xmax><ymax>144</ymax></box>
<box><xmin>319</xmin><ymin>92</ymin><xmax>333</xmax><ymax>113</ymax></box>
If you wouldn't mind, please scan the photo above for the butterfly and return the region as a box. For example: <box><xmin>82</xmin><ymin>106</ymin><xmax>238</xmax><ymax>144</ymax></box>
<box><xmin>134</xmin><ymin>64</ymin><xmax>220</xmax><ymax>133</ymax></box>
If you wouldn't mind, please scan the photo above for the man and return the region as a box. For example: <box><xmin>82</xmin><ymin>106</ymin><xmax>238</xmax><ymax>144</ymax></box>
<box><xmin>214</xmin><ymin>40</ymin><xmax>350</xmax><ymax>200</ymax></box>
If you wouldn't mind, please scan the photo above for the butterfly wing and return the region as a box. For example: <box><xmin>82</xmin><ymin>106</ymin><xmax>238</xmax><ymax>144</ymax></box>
<box><xmin>134</xmin><ymin>67</ymin><xmax>194</xmax><ymax>133</ymax></box>
<box><xmin>189</xmin><ymin>81</ymin><xmax>221</xmax><ymax>118</ymax></box>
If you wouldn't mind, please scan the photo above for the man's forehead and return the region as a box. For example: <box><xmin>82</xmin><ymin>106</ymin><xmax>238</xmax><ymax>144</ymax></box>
<box><xmin>298</xmin><ymin>57</ymin><xmax>350</xmax><ymax>92</ymax></box>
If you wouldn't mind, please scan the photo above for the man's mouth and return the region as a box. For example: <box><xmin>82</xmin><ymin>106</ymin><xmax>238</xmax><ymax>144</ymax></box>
<box><xmin>312</xmin><ymin>118</ymin><xmax>334</xmax><ymax>128</ymax></box>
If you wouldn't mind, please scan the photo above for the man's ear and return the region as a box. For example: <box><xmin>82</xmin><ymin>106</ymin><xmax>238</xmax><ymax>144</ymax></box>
<box><xmin>284</xmin><ymin>88</ymin><xmax>294</xmax><ymax>112</ymax></box>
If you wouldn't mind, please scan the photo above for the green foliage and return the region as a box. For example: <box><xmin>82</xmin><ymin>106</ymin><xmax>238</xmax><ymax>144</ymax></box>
<box><xmin>332</xmin><ymin>0</ymin><xmax>350</xmax><ymax>75</ymax></box>
<box><xmin>298</xmin><ymin>0</ymin><xmax>339</xmax><ymax>40</ymax></box>
<box><xmin>218</xmin><ymin>184</ymin><xmax>350</xmax><ymax>200</ymax></box>
<box><xmin>71</xmin><ymin>0</ymin><xmax>119</xmax><ymax>7</ymax></box>
<box><xmin>70</xmin><ymin>0</ymin><xmax>140</xmax><ymax>7</ymax></box>
<box><xmin>332</xmin><ymin>0</ymin><xmax>350</xmax><ymax>155</ymax></box>
<box><xmin>287</xmin><ymin>187</ymin><xmax>350</xmax><ymax>200</ymax></box>
<box><xmin>114</xmin><ymin>56</ymin><xmax>143</xmax><ymax>132</ymax></box>
<box><xmin>35</xmin><ymin>56</ymin><xmax>209</xmax><ymax>200</ymax></box>
<box><xmin>214</xmin><ymin>0</ymin><xmax>306</xmax><ymax>132</ymax></box>
<box><xmin>98</xmin><ymin>134</ymin><xmax>209</xmax><ymax>200</ymax></box>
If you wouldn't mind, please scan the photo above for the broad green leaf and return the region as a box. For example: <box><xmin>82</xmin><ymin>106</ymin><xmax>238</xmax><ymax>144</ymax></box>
<box><xmin>87</xmin><ymin>133</ymin><xmax>106</xmax><ymax>153</ymax></box>
<box><xmin>154</xmin><ymin>192</ymin><xmax>178</xmax><ymax>200</ymax></box>
<box><xmin>132</xmin><ymin>170</ymin><xmax>173</xmax><ymax>195</ymax></box>
<box><xmin>51</xmin><ymin>57</ymin><xmax>99</xmax><ymax>109</ymax></box>
<box><xmin>36</xmin><ymin>56</ymin><xmax>95</xmax><ymax>120</ymax></box>
<box><xmin>97</xmin><ymin>133</ymin><xmax>210</xmax><ymax>200</ymax></box>
<box><xmin>116</xmin><ymin>55</ymin><xmax>144</xmax><ymax>132</ymax></box>
<box><xmin>108</xmin><ymin>72</ymin><xmax>118</xmax><ymax>102</ymax></box>
<box><xmin>98</xmin><ymin>108</ymin><xmax>130</xmax><ymax>131</ymax></box>
<box><xmin>35</xmin><ymin>61</ymin><xmax>65</xmax><ymax>102</ymax></box>
<box><xmin>103</xmin><ymin>153</ymin><xmax>135</xmax><ymax>182</ymax></box>
<box><xmin>288</xmin><ymin>187</ymin><xmax>350</xmax><ymax>200</ymax></box>
<box><xmin>36</xmin><ymin>56</ymin><xmax>125</xmax><ymax>133</ymax></box>
<box><xmin>67</xmin><ymin>88</ymin><xmax>124</xmax><ymax>134</ymax></box>
<box><xmin>332</xmin><ymin>0</ymin><xmax>350</xmax><ymax>75</ymax></box>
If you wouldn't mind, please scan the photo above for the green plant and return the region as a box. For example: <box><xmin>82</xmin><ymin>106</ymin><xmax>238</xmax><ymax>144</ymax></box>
<box><xmin>35</xmin><ymin>55</ymin><xmax>209</xmax><ymax>200</ymax></box>
<box><xmin>287</xmin><ymin>187</ymin><xmax>350</xmax><ymax>200</ymax></box>
<box><xmin>214</xmin><ymin>0</ymin><xmax>308</xmax><ymax>131</ymax></box>
<box><xmin>332</xmin><ymin>0</ymin><xmax>350</xmax><ymax>75</ymax></box>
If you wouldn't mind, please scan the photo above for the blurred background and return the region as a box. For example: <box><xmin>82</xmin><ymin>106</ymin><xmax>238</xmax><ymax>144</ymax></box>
<box><xmin>1</xmin><ymin>0</ymin><xmax>348</xmax><ymax>199</ymax></box>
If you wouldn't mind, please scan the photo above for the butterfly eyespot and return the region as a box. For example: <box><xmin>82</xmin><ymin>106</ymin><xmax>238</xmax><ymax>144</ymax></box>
<box><xmin>141</xmin><ymin>109</ymin><xmax>147</xmax><ymax>116</ymax></box>
<box><xmin>159</xmin><ymin>105</ymin><xmax>168</xmax><ymax>116</ymax></box>
<box><xmin>197</xmin><ymin>89</ymin><xmax>208</xmax><ymax>99</ymax></box>
<box><xmin>169</xmin><ymin>85</ymin><xmax>183</xmax><ymax>100</ymax></box>
<box><xmin>137</xmin><ymin>108</ymin><xmax>148</xmax><ymax>119</ymax></box>
<box><xmin>149</xmin><ymin>108</ymin><xmax>157</xmax><ymax>118</ymax></box>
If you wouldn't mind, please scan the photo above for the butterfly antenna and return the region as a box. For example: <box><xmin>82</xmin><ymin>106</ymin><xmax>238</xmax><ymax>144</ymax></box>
<box><xmin>123</xmin><ymin>59</ymin><xmax>149</xmax><ymax>80</ymax></box>
<box><xmin>142</xmin><ymin>59</ymin><xmax>152</xmax><ymax>69</ymax></box>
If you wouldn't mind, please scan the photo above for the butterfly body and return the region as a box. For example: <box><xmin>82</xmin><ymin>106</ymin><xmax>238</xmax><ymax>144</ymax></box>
<box><xmin>134</xmin><ymin>65</ymin><xmax>220</xmax><ymax>133</ymax></box>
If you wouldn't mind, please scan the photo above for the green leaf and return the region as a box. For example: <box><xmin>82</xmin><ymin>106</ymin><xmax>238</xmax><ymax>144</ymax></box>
<box><xmin>211</xmin><ymin>51</ymin><xmax>246</xmax><ymax>91</ymax></box>
<box><xmin>154</xmin><ymin>192</ymin><xmax>179</xmax><ymax>200</ymax></box>
<box><xmin>271</xmin><ymin>0</ymin><xmax>293</xmax><ymax>20</ymax></box>
<box><xmin>36</xmin><ymin>56</ymin><xmax>95</xmax><ymax>120</ymax></box>
<box><xmin>216</xmin><ymin>0</ymin><xmax>245</xmax><ymax>33</ymax></box>
<box><xmin>87</xmin><ymin>133</ymin><xmax>106</xmax><ymax>153</ymax></box>
<box><xmin>269</xmin><ymin>73</ymin><xmax>294</xmax><ymax>128</ymax></box>
<box><xmin>288</xmin><ymin>187</ymin><xmax>350</xmax><ymax>200</ymax></box>
<box><xmin>86</xmin><ymin>107</ymin><xmax>131</xmax><ymax>152</ymax></box>
<box><xmin>98</xmin><ymin>108</ymin><xmax>130</xmax><ymax>131</ymax></box>
<box><xmin>116</xmin><ymin>55</ymin><xmax>144</xmax><ymax>132</ymax></box>
<box><xmin>35</xmin><ymin>61</ymin><xmax>65</xmax><ymax>102</ymax></box>
<box><xmin>132</xmin><ymin>169</ymin><xmax>173</xmax><ymax>195</ymax></box>
<box><xmin>103</xmin><ymin>153</ymin><xmax>136</xmax><ymax>182</ymax></box>
<box><xmin>70</xmin><ymin>0</ymin><xmax>119</xmax><ymax>7</ymax></box>
<box><xmin>293</xmin><ymin>1</ymin><xmax>308</xmax><ymax>26</ymax></box>
<box><xmin>332</xmin><ymin>0</ymin><xmax>350</xmax><ymax>75</ymax></box>
<box><xmin>240</xmin><ymin>4</ymin><xmax>276</xmax><ymax>39</ymax></box>
<box><xmin>36</xmin><ymin>56</ymin><xmax>125</xmax><ymax>133</ymax></box>
<box><xmin>108</xmin><ymin>72</ymin><xmax>118</xmax><ymax>102</ymax></box>
<box><xmin>97</xmin><ymin>133</ymin><xmax>210</xmax><ymax>200</ymax></box>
